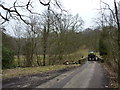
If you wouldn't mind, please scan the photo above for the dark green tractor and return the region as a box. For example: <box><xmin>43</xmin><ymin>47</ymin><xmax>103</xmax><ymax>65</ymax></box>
<box><xmin>88</xmin><ymin>52</ymin><xmax>97</xmax><ymax>61</ymax></box>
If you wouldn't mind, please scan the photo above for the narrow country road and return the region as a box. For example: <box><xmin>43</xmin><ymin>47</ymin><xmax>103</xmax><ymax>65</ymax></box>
<box><xmin>3</xmin><ymin>61</ymin><xmax>108</xmax><ymax>88</ymax></box>
<box><xmin>37</xmin><ymin>61</ymin><xmax>108</xmax><ymax>88</ymax></box>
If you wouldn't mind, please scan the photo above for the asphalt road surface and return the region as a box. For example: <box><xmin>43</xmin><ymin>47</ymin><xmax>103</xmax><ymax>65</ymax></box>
<box><xmin>37</xmin><ymin>61</ymin><xmax>108</xmax><ymax>88</ymax></box>
<box><xmin>3</xmin><ymin>61</ymin><xmax>108</xmax><ymax>88</ymax></box>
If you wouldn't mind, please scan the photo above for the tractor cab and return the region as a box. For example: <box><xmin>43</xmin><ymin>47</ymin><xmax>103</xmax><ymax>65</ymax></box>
<box><xmin>88</xmin><ymin>51</ymin><xmax>97</xmax><ymax>61</ymax></box>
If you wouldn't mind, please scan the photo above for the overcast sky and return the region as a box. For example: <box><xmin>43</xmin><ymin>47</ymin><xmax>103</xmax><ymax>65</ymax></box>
<box><xmin>1</xmin><ymin>0</ymin><xmax>119</xmax><ymax>35</ymax></box>
<box><xmin>61</xmin><ymin>0</ymin><xmax>116</xmax><ymax>28</ymax></box>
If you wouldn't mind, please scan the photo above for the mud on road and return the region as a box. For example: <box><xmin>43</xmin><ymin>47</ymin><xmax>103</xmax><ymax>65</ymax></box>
<box><xmin>2</xmin><ymin>61</ymin><xmax>110</xmax><ymax>88</ymax></box>
<box><xmin>2</xmin><ymin>66</ymin><xmax>79</xmax><ymax>88</ymax></box>
<box><xmin>37</xmin><ymin>61</ymin><xmax>109</xmax><ymax>88</ymax></box>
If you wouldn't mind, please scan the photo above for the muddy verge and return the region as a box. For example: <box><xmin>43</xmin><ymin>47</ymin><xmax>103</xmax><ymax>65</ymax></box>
<box><xmin>2</xmin><ymin>65</ymin><xmax>79</xmax><ymax>88</ymax></box>
<box><xmin>102</xmin><ymin>63</ymin><xmax>118</xmax><ymax>88</ymax></box>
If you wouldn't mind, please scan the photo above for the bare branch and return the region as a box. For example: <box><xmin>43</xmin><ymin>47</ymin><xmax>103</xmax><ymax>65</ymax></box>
<box><xmin>101</xmin><ymin>1</ymin><xmax>116</xmax><ymax>22</ymax></box>
<box><xmin>0</xmin><ymin>0</ymin><xmax>64</xmax><ymax>24</ymax></box>
<box><xmin>0</xmin><ymin>13</ymin><xmax>9</xmax><ymax>21</ymax></box>
<box><xmin>39</xmin><ymin>0</ymin><xmax>51</xmax><ymax>6</ymax></box>
<box><xmin>55</xmin><ymin>0</ymin><xmax>62</xmax><ymax>11</ymax></box>
<box><xmin>13</xmin><ymin>0</ymin><xmax>29</xmax><ymax>24</ymax></box>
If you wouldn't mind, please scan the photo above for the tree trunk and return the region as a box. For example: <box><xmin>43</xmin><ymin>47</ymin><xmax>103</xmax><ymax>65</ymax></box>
<box><xmin>42</xmin><ymin>10</ymin><xmax>50</xmax><ymax>66</ymax></box>
<box><xmin>43</xmin><ymin>26</ymin><xmax>47</xmax><ymax>66</ymax></box>
<box><xmin>17</xmin><ymin>54</ymin><xmax>20</xmax><ymax>66</ymax></box>
<box><xmin>114</xmin><ymin>0</ymin><xmax>120</xmax><ymax>86</ymax></box>
<box><xmin>36</xmin><ymin>55</ymin><xmax>41</xmax><ymax>66</ymax></box>
<box><xmin>43</xmin><ymin>45</ymin><xmax>46</xmax><ymax>66</ymax></box>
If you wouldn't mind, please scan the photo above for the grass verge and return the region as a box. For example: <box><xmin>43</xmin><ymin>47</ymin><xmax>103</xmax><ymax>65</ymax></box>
<box><xmin>2</xmin><ymin>64</ymin><xmax>79</xmax><ymax>79</ymax></box>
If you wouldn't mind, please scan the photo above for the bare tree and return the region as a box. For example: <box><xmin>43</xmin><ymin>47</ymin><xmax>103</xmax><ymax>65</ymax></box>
<box><xmin>23</xmin><ymin>16</ymin><xmax>39</xmax><ymax>67</ymax></box>
<box><xmin>13</xmin><ymin>23</ymin><xmax>24</xmax><ymax>66</ymax></box>
<box><xmin>47</xmin><ymin>13</ymin><xmax>84</xmax><ymax>64</ymax></box>
<box><xmin>0</xmin><ymin>0</ymin><xmax>63</xmax><ymax>24</ymax></box>
<box><xmin>97</xmin><ymin>0</ymin><xmax>120</xmax><ymax>87</ymax></box>
<box><xmin>41</xmin><ymin>9</ymin><xmax>51</xmax><ymax>66</ymax></box>
<box><xmin>114</xmin><ymin>0</ymin><xmax>120</xmax><ymax>86</ymax></box>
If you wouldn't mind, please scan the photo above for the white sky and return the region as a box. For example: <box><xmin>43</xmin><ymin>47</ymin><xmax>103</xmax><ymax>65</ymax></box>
<box><xmin>1</xmin><ymin>0</ymin><xmax>119</xmax><ymax>35</ymax></box>
<box><xmin>61</xmin><ymin>0</ymin><xmax>116</xmax><ymax>28</ymax></box>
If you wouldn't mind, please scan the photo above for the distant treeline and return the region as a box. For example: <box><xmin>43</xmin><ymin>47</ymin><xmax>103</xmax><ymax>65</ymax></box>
<box><xmin>2</xmin><ymin>26</ymin><xmax>100</xmax><ymax>69</ymax></box>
